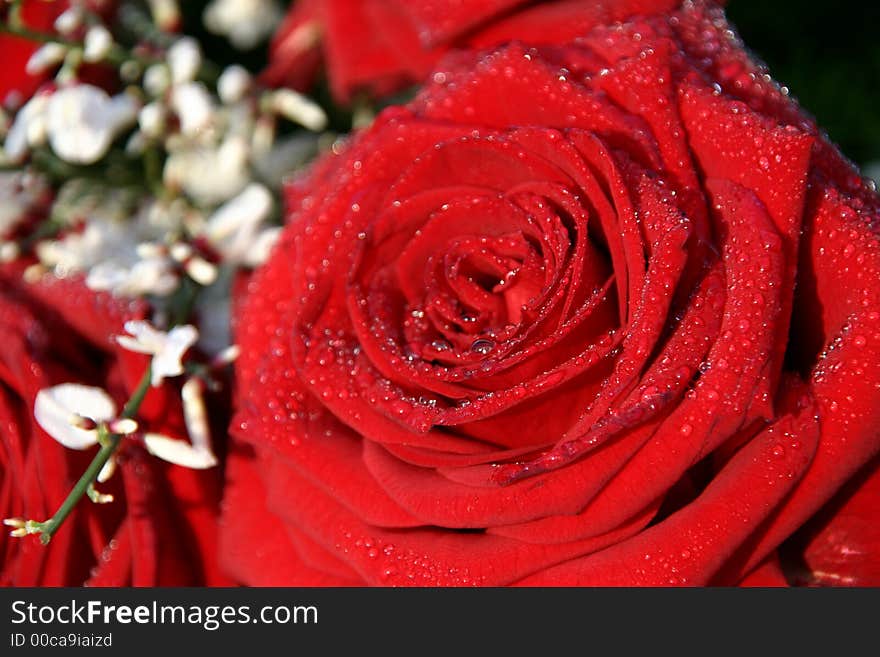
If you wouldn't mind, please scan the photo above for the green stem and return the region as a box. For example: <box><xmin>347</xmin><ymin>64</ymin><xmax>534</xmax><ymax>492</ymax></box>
<box><xmin>36</xmin><ymin>364</ymin><xmax>152</xmax><ymax>545</ymax></box>
<box><xmin>143</xmin><ymin>145</ymin><xmax>165</xmax><ymax>198</ymax></box>
<box><xmin>121</xmin><ymin>363</ymin><xmax>153</xmax><ymax>419</ymax></box>
<box><xmin>36</xmin><ymin>426</ymin><xmax>120</xmax><ymax>544</ymax></box>
<box><xmin>0</xmin><ymin>21</ymin><xmax>76</xmax><ymax>47</ymax></box>
<box><xmin>7</xmin><ymin>0</ymin><xmax>24</xmax><ymax>30</ymax></box>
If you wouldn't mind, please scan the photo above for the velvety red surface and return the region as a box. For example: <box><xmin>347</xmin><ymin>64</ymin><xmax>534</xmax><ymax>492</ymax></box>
<box><xmin>223</xmin><ymin>0</ymin><xmax>880</xmax><ymax>586</ymax></box>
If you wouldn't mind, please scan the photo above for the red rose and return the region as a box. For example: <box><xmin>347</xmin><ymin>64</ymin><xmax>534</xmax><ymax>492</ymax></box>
<box><xmin>263</xmin><ymin>0</ymin><xmax>680</xmax><ymax>102</ymax></box>
<box><xmin>0</xmin><ymin>264</ymin><xmax>230</xmax><ymax>586</ymax></box>
<box><xmin>788</xmin><ymin>456</ymin><xmax>880</xmax><ymax>586</ymax></box>
<box><xmin>222</xmin><ymin>0</ymin><xmax>880</xmax><ymax>586</ymax></box>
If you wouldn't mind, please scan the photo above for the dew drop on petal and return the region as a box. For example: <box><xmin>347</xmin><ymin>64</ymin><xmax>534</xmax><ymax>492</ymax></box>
<box><xmin>470</xmin><ymin>338</ymin><xmax>495</xmax><ymax>355</ymax></box>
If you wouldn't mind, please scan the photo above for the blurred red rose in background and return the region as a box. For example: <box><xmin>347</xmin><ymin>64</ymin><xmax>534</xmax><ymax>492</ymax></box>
<box><xmin>263</xmin><ymin>0</ymin><xmax>681</xmax><ymax>102</ymax></box>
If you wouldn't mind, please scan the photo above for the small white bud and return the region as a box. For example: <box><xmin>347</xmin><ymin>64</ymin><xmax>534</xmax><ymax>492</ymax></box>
<box><xmin>5</xmin><ymin>519</ymin><xmax>43</xmax><ymax>538</ymax></box>
<box><xmin>217</xmin><ymin>65</ymin><xmax>251</xmax><ymax>105</ymax></box>
<box><xmin>170</xmin><ymin>82</ymin><xmax>214</xmax><ymax>136</ymax></box>
<box><xmin>213</xmin><ymin>344</ymin><xmax>240</xmax><ymax>365</ymax></box>
<box><xmin>168</xmin><ymin>37</ymin><xmax>201</xmax><ymax>85</ymax></box>
<box><xmin>204</xmin><ymin>0</ymin><xmax>285</xmax><ymax>50</ymax></box>
<box><xmin>109</xmin><ymin>418</ymin><xmax>139</xmax><ymax>435</ymax></box>
<box><xmin>181</xmin><ymin>376</ymin><xmax>216</xmax><ymax>457</ymax></box>
<box><xmin>185</xmin><ymin>256</ymin><xmax>218</xmax><ymax>285</ymax></box>
<box><xmin>23</xmin><ymin>263</ymin><xmax>47</xmax><ymax>283</ymax></box>
<box><xmin>206</xmin><ymin>183</ymin><xmax>273</xmax><ymax>241</ymax></box>
<box><xmin>203</xmin><ymin>183</ymin><xmax>275</xmax><ymax>265</ymax></box>
<box><xmin>246</xmin><ymin>226</ymin><xmax>282</xmax><ymax>267</ymax></box>
<box><xmin>143</xmin><ymin>433</ymin><xmax>218</xmax><ymax>469</ymax></box>
<box><xmin>126</xmin><ymin>131</ymin><xmax>146</xmax><ymax>155</ymax></box>
<box><xmin>4</xmin><ymin>94</ymin><xmax>53</xmax><ymax>163</ymax></box>
<box><xmin>269</xmin><ymin>89</ymin><xmax>328</xmax><ymax>132</ymax></box>
<box><xmin>83</xmin><ymin>25</ymin><xmax>114</xmax><ymax>62</ymax></box>
<box><xmin>97</xmin><ymin>457</ymin><xmax>117</xmax><ymax>483</ymax></box>
<box><xmin>26</xmin><ymin>43</ymin><xmax>67</xmax><ymax>75</ymax></box>
<box><xmin>136</xmin><ymin>242</ymin><xmax>167</xmax><ymax>259</ymax></box>
<box><xmin>88</xmin><ymin>489</ymin><xmax>114</xmax><ymax>504</ymax></box>
<box><xmin>169</xmin><ymin>242</ymin><xmax>193</xmax><ymax>262</ymax></box>
<box><xmin>144</xmin><ymin>65</ymin><xmax>171</xmax><ymax>97</ymax></box>
<box><xmin>0</xmin><ymin>242</ymin><xmax>20</xmax><ymax>263</ymax></box>
<box><xmin>138</xmin><ymin>102</ymin><xmax>166</xmax><ymax>138</ymax></box>
<box><xmin>251</xmin><ymin>115</ymin><xmax>276</xmax><ymax>157</ymax></box>
<box><xmin>54</xmin><ymin>7</ymin><xmax>84</xmax><ymax>34</ymax></box>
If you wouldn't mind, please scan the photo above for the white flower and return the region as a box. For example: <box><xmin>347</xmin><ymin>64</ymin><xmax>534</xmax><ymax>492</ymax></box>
<box><xmin>4</xmin><ymin>93</ymin><xmax>50</xmax><ymax>163</ymax></box>
<box><xmin>0</xmin><ymin>172</ymin><xmax>48</xmax><ymax>237</ymax></box>
<box><xmin>54</xmin><ymin>6</ymin><xmax>84</xmax><ymax>34</ymax></box>
<box><xmin>86</xmin><ymin>256</ymin><xmax>179</xmax><ymax>297</ymax></box>
<box><xmin>83</xmin><ymin>26</ymin><xmax>114</xmax><ymax>62</ymax></box>
<box><xmin>247</xmin><ymin>226</ymin><xmax>282</xmax><ymax>267</ymax></box>
<box><xmin>168</xmin><ymin>36</ymin><xmax>201</xmax><ymax>85</ymax></box>
<box><xmin>138</xmin><ymin>102</ymin><xmax>166</xmax><ymax>138</ymax></box>
<box><xmin>46</xmin><ymin>86</ymin><xmax>139</xmax><ymax>164</ymax></box>
<box><xmin>169</xmin><ymin>82</ymin><xmax>214</xmax><ymax>137</ymax></box>
<box><xmin>36</xmin><ymin>204</ymin><xmax>179</xmax><ymax>297</ymax></box>
<box><xmin>217</xmin><ymin>65</ymin><xmax>251</xmax><ymax>105</ymax></box>
<box><xmin>34</xmin><ymin>384</ymin><xmax>117</xmax><ymax>450</ymax></box>
<box><xmin>37</xmin><ymin>221</ymin><xmax>108</xmax><ymax>274</ymax></box>
<box><xmin>202</xmin><ymin>182</ymin><xmax>275</xmax><ymax>265</ymax></box>
<box><xmin>115</xmin><ymin>320</ymin><xmax>199</xmax><ymax>387</ymax></box>
<box><xmin>163</xmin><ymin>136</ymin><xmax>250</xmax><ymax>205</ymax></box>
<box><xmin>143</xmin><ymin>64</ymin><xmax>171</xmax><ymax>97</ymax></box>
<box><xmin>26</xmin><ymin>43</ymin><xmax>67</xmax><ymax>75</ymax></box>
<box><xmin>269</xmin><ymin>89</ymin><xmax>328</xmax><ymax>132</ymax></box>
<box><xmin>204</xmin><ymin>0</ymin><xmax>284</xmax><ymax>50</ymax></box>
<box><xmin>143</xmin><ymin>378</ymin><xmax>217</xmax><ymax>468</ymax></box>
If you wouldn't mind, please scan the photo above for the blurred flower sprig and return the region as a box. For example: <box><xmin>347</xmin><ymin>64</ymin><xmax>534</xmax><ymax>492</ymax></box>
<box><xmin>0</xmin><ymin>0</ymin><xmax>336</xmax><ymax>353</ymax></box>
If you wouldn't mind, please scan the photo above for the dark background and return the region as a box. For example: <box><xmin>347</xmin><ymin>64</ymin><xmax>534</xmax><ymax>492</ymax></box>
<box><xmin>726</xmin><ymin>0</ymin><xmax>879</xmax><ymax>167</ymax></box>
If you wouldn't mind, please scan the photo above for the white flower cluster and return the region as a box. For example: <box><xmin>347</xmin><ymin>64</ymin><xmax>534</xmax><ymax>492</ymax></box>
<box><xmin>0</xmin><ymin>2</ymin><xmax>330</xmax><ymax>357</ymax></box>
<box><xmin>33</xmin><ymin>321</ymin><xmax>221</xmax><ymax>479</ymax></box>
<box><xmin>4</xmin><ymin>85</ymin><xmax>138</xmax><ymax>166</ymax></box>
<box><xmin>204</xmin><ymin>0</ymin><xmax>285</xmax><ymax>50</ymax></box>
<box><xmin>0</xmin><ymin>0</ymin><xmax>337</xmax><ymax>540</ymax></box>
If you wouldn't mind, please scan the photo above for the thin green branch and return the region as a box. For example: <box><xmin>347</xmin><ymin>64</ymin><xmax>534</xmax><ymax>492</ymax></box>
<box><xmin>35</xmin><ymin>364</ymin><xmax>152</xmax><ymax>545</ymax></box>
